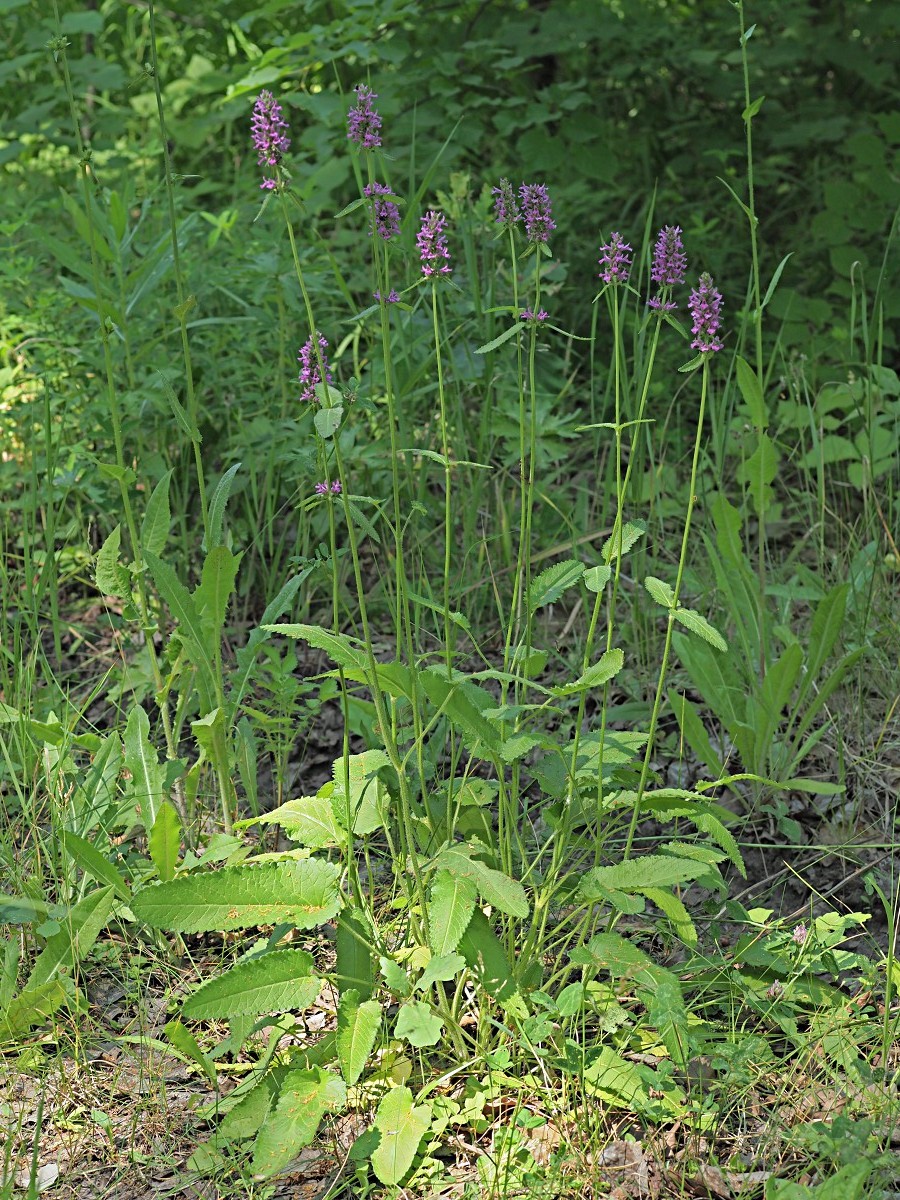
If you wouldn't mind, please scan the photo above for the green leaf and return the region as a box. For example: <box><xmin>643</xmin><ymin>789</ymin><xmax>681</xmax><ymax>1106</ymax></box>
<box><xmin>380</xmin><ymin>957</ymin><xmax>412</xmax><ymax>998</ymax></box>
<box><xmin>370</xmin><ymin>1086</ymin><xmax>431</xmax><ymax>1186</ymax></box>
<box><xmin>262</xmin><ymin>623</ymin><xmax>368</xmax><ymax>671</ymax></box>
<box><xmin>528</xmin><ymin>559</ymin><xmax>584</xmax><ymax>614</ymax></box>
<box><xmin>140</xmin><ymin>470</ymin><xmax>173</xmax><ymax>557</ymax></box>
<box><xmin>0</xmin><ymin>980</ymin><xmax>69</xmax><ymax>1043</ymax></box>
<box><xmin>148</xmin><ymin>801</ymin><xmax>181</xmax><ymax>882</ymax></box>
<box><xmin>416</xmin><ymin>953</ymin><xmax>466</xmax><ymax>991</ymax></box>
<box><xmin>671</xmin><ymin>607</ymin><xmax>727</xmax><ymax>651</ymax></box>
<box><xmin>458</xmin><ymin>909</ymin><xmax>525</xmax><ymax>1015</ymax></box>
<box><xmin>737</xmin><ymin>430</ymin><xmax>778</xmax><ymax>516</ymax></box>
<box><xmin>474</xmin><ymin>323</ymin><xmax>521</xmax><ymax>354</ymax></box>
<box><xmin>144</xmin><ymin>550</ymin><xmax>216</xmax><ymax>703</ymax></box>
<box><xmin>206</xmin><ymin>462</ymin><xmax>241</xmax><ymax>550</ymax></box>
<box><xmin>601</xmin><ymin>520</ymin><xmax>646</xmax><ymax>564</ymax></box>
<box><xmin>569</xmin><ymin>931</ymin><xmax>654</xmax><ymax>975</ymax></box>
<box><xmin>336</xmin><ymin>908</ymin><xmax>375</xmax><ymax>998</ymax></box>
<box><xmin>157</xmin><ymin>372</ymin><xmax>201</xmax><ymax>442</ymax></box>
<box><xmin>256</xmin><ymin>794</ymin><xmax>342</xmax><ymax>848</ymax></box>
<box><xmin>584</xmin><ymin>564</ymin><xmax>612</xmax><ymax>593</ymax></box>
<box><xmin>427</xmin><ymin>870</ymin><xmax>477</xmax><ymax>956</ymax></box>
<box><xmin>336</xmin><ymin>991</ymin><xmax>381</xmax><ymax>1085</ymax></box>
<box><xmin>252</xmin><ymin>1068</ymin><xmax>346</xmax><ymax>1176</ymax></box>
<box><xmin>60</xmin><ymin>831</ymin><xmax>130</xmax><ymax>901</ymax></box>
<box><xmin>766</xmin><ymin>1160</ymin><xmax>873</xmax><ymax>1200</ymax></box>
<box><xmin>394</xmin><ymin>1000</ymin><xmax>444</xmax><ymax>1048</ymax></box>
<box><xmin>642</xmin><ymin>886</ymin><xmax>697</xmax><ymax>946</ymax></box>
<box><xmin>796</xmin><ymin>584</ymin><xmax>848</xmax><ymax>709</ymax></box>
<box><xmin>741</xmin><ymin>93</ymin><xmax>765</xmax><ymax>122</ymax></box>
<box><xmin>644</xmin><ymin>576</ymin><xmax>676</xmax><ymax>608</ymax></box>
<box><xmin>667</xmin><ymin>690</ymin><xmax>724</xmax><ymax>777</ymax></box>
<box><xmin>95</xmin><ymin>525</ymin><xmax>130</xmax><ymax>598</ymax></box>
<box><xmin>583</xmin><ymin>1047</ymin><xmax>649</xmax><ymax>1109</ymax></box>
<box><xmin>131</xmin><ymin>859</ymin><xmax>342</xmax><ymax>932</ymax></box>
<box><xmin>165</xmin><ymin>1018</ymin><xmax>217</xmax><ymax>1086</ymax></box>
<box><xmin>26</xmin><ymin>887</ymin><xmax>115</xmax><ymax>990</ymax></box>
<box><xmin>183</xmin><ymin>948</ymin><xmax>320</xmax><ymax>1019</ymax></box>
<box><xmin>432</xmin><ymin>845</ymin><xmax>528</xmax><ymax>918</ymax></box>
<box><xmin>760</xmin><ymin>253</ymin><xmax>793</xmax><ymax>311</ymax></box>
<box><xmin>314</xmin><ymin>404</ymin><xmax>344</xmax><ymax>439</ymax></box>
<box><xmin>579</xmin><ymin>854</ymin><xmax>709</xmax><ymax>901</ymax></box>
<box><xmin>418</xmin><ymin>669</ymin><xmax>501</xmax><ymax>758</ymax></box>
<box><xmin>124</xmin><ymin>704</ymin><xmax>167</xmax><ymax>829</ymax></box>
<box><xmin>195</xmin><ymin>546</ymin><xmax>240</xmax><ymax>654</ymax></box>
<box><xmin>552</xmin><ymin>648</ymin><xmax>624</xmax><ymax>696</ymax></box>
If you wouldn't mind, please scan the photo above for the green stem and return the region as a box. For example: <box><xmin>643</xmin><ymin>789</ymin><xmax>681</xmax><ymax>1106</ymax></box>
<box><xmin>622</xmin><ymin>356</ymin><xmax>710</xmax><ymax>861</ymax></box>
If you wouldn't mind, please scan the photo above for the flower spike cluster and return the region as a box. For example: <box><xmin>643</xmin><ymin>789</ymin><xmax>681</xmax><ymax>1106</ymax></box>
<box><xmin>298</xmin><ymin>333</ymin><xmax>333</xmax><ymax>403</ymax></box>
<box><xmin>648</xmin><ymin>225</ymin><xmax>687</xmax><ymax>310</ymax></box>
<box><xmin>688</xmin><ymin>273</ymin><xmax>724</xmax><ymax>353</ymax></box>
<box><xmin>519</xmin><ymin>183</ymin><xmax>556</xmax><ymax>243</ymax></box>
<box><xmin>315</xmin><ymin>480</ymin><xmax>342</xmax><ymax>495</ymax></box>
<box><xmin>364</xmin><ymin>181</ymin><xmax>400</xmax><ymax>240</ymax></box>
<box><xmin>598</xmin><ymin>232</ymin><xmax>632</xmax><ymax>284</ymax></box>
<box><xmin>251</xmin><ymin>90</ymin><xmax>290</xmax><ymax>189</ymax></box>
<box><xmin>492</xmin><ymin>178</ymin><xmax>521</xmax><ymax>229</ymax></box>
<box><xmin>417</xmin><ymin>210</ymin><xmax>452</xmax><ymax>278</ymax></box>
<box><xmin>347</xmin><ymin>84</ymin><xmax>382</xmax><ymax>149</ymax></box>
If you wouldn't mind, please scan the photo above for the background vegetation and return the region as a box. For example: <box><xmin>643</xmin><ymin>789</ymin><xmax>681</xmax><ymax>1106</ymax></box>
<box><xmin>1</xmin><ymin>0</ymin><xmax>899</xmax><ymax>1196</ymax></box>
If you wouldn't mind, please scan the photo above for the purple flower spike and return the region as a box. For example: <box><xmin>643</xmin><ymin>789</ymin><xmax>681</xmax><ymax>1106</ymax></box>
<box><xmin>520</xmin><ymin>308</ymin><xmax>549</xmax><ymax>323</ymax></box>
<box><xmin>315</xmin><ymin>480</ymin><xmax>342</xmax><ymax>496</ymax></box>
<box><xmin>648</xmin><ymin>225</ymin><xmax>687</xmax><ymax>310</ymax></box>
<box><xmin>298</xmin><ymin>333</ymin><xmax>333</xmax><ymax>404</ymax></box>
<box><xmin>417</xmin><ymin>210</ymin><xmax>452</xmax><ymax>278</ymax></box>
<box><xmin>519</xmin><ymin>183</ymin><xmax>555</xmax><ymax>243</ymax></box>
<box><xmin>347</xmin><ymin>84</ymin><xmax>382</xmax><ymax>149</ymax></box>
<box><xmin>373</xmin><ymin>289</ymin><xmax>400</xmax><ymax>303</ymax></box>
<box><xmin>314</xmin><ymin>482</ymin><xmax>329</xmax><ymax>495</ymax></box>
<box><xmin>251</xmin><ymin>90</ymin><xmax>290</xmax><ymax>189</ymax></box>
<box><xmin>331</xmin><ymin>479</ymin><xmax>342</xmax><ymax>493</ymax></box>
<box><xmin>598</xmin><ymin>232</ymin><xmax>632</xmax><ymax>284</ymax></box>
<box><xmin>363</xmin><ymin>181</ymin><xmax>400</xmax><ymax>240</ymax></box>
<box><xmin>688</xmin><ymin>273</ymin><xmax>724</xmax><ymax>353</ymax></box>
<box><xmin>492</xmin><ymin>178</ymin><xmax>520</xmax><ymax>229</ymax></box>
<box><xmin>792</xmin><ymin>923</ymin><xmax>808</xmax><ymax>946</ymax></box>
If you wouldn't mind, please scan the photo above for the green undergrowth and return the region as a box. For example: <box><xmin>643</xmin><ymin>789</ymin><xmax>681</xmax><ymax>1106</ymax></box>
<box><xmin>1</xmin><ymin>0</ymin><xmax>899</xmax><ymax>1196</ymax></box>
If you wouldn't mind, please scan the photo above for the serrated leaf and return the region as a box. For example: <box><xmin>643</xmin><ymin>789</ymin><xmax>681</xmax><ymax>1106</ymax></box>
<box><xmin>601</xmin><ymin>520</ymin><xmax>646</xmax><ymax>564</ymax></box>
<box><xmin>642</xmin><ymin>886</ymin><xmax>697</xmax><ymax>946</ymax></box>
<box><xmin>124</xmin><ymin>705</ymin><xmax>167</xmax><ymax>830</ymax></box>
<box><xmin>500</xmin><ymin>733</ymin><xmax>542</xmax><ymax>763</ymax></box>
<box><xmin>206</xmin><ymin>462</ymin><xmax>241</xmax><ymax>551</ymax></box>
<box><xmin>584</xmin><ymin>564</ymin><xmax>612</xmax><ymax>592</ymax></box>
<box><xmin>141</xmin><ymin>469</ymin><xmax>173</xmax><ymax>557</ymax></box>
<box><xmin>336</xmin><ymin>908</ymin><xmax>375</xmax><ymax>999</ymax></box>
<box><xmin>671</xmin><ymin>607</ymin><xmax>727</xmax><ymax>651</ymax></box>
<box><xmin>379</xmin><ymin>957</ymin><xmax>412</xmax><ymax>997</ymax></box>
<box><xmin>257</xmin><ymin>794</ymin><xmax>343</xmax><ymax>848</ymax></box>
<box><xmin>262</xmin><ymin>623</ymin><xmax>368</xmax><ymax>671</ymax></box>
<box><xmin>148</xmin><ymin>801</ymin><xmax>181</xmax><ymax>881</ymax></box>
<box><xmin>183</xmin><ymin>948</ymin><xmax>320</xmax><ymax>1019</ymax></box>
<box><xmin>579</xmin><ymin>854</ymin><xmax>709</xmax><ymax>901</ymax></box>
<box><xmin>552</xmin><ymin>648</ymin><xmax>624</xmax><ymax>696</ymax></box>
<box><xmin>394</xmin><ymin>1000</ymin><xmax>444</xmax><ymax>1048</ymax></box>
<box><xmin>252</xmin><ymin>1068</ymin><xmax>345</xmax><ymax>1176</ymax></box>
<box><xmin>644</xmin><ymin>576</ymin><xmax>676</xmax><ymax>608</ymax></box>
<box><xmin>583</xmin><ymin>1047</ymin><xmax>649</xmax><ymax>1108</ymax></box>
<box><xmin>427</xmin><ymin>870</ymin><xmax>477</xmax><ymax>955</ymax></box>
<box><xmin>416</xmin><ymin>953</ymin><xmax>466</xmax><ymax>991</ymax></box>
<box><xmin>336</xmin><ymin>991</ymin><xmax>381</xmax><ymax>1085</ymax></box>
<box><xmin>131</xmin><ymin>859</ymin><xmax>342</xmax><ymax>932</ymax></box>
<box><xmin>195</xmin><ymin>546</ymin><xmax>240</xmax><ymax>654</ymax></box>
<box><xmin>371</xmin><ymin>1086</ymin><xmax>431</xmax><ymax>1186</ymax></box>
<box><xmin>432</xmin><ymin>846</ymin><xmax>528</xmax><ymax>918</ymax></box>
<box><xmin>569</xmin><ymin>931</ymin><xmax>654</xmax><ymax>974</ymax></box>
<box><xmin>0</xmin><ymin>980</ymin><xmax>69</xmax><ymax>1043</ymax></box>
<box><xmin>26</xmin><ymin>887</ymin><xmax>115</xmax><ymax>990</ymax></box>
<box><xmin>528</xmin><ymin>559</ymin><xmax>584</xmax><ymax>614</ymax></box>
<box><xmin>95</xmin><ymin>525</ymin><xmax>131</xmax><ymax>598</ymax></box>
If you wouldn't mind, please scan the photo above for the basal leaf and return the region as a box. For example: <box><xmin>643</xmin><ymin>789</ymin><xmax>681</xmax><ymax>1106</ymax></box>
<box><xmin>183</xmin><ymin>948</ymin><xmax>320</xmax><ymax>1019</ymax></box>
<box><xmin>336</xmin><ymin>991</ymin><xmax>382</xmax><ymax>1085</ymax></box>
<box><xmin>394</xmin><ymin>1000</ymin><xmax>444</xmax><ymax>1048</ymax></box>
<box><xmin>428</xmin><ymin>870</ymin><xmax>477</xmax><ymax>956</ymax></box>
<box><xmin>432</xmin><ymin>846</ymin><xmax>528</xmax><ymax>918</ymax></box>
<box><xmin>131</xmin><ymin>859</ymin><xmax>342</xmax><ymax>932</ymax></box>
<box><xmin>148</xmin><ymin>801</ymin><xmax>182</xmax><ymax>882</ymax></box>
<box><xmin>528</xmin><ymin>559</ymin><xmax>584</xmax><ymax>614</ymax></box>
<box><xmin>371</xmin><ymin>1086</ymin><xmax>431</xmax><ymax>1186</ymax></box>
<box><xmin>252</xmin><ymin>1068</ymin><xmax>345</xmax><ymax>1176</ymax></box>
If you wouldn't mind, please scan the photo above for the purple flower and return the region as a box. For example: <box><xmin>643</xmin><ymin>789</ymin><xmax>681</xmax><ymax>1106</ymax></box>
<box><xmin>347</xmin><ymin>84</ymin><xmax>382</xmax><ymax>150</ymax></box>
<box><xmin>519</xmin><ymin>183</ymin><xmax>555</xmax><ymax>243</ymax></box>
<box><xmin>417</xmin><ymin>210</ymin><xmax>452</xmax><ymax>278</ymax></box>
<box><xmin>519</xmin><ymin>308</ymin><xmax>549</xmax><ymax>323</ymax></box>
<box><xmin>492</xmin><ymin>178</ymin><xmax>520</xmax><ymax>229</ymax></box>
<box><xmin>688</xmin><ymin>273</ymin><xmax>724</xmax><ymax>353</ymax></box>
<box><xmin>373</xmin><ymin>289</ymin><xmax>400</xmax><ymax>303</ymax></box>
<box><xmin>314</xmin><ymin>480</ymin><xmax>342</xmax><ymax>496</ymax></box>
<box><xmin>792</xmin><ymin>923</ymin><xmax>808</xmax><ymax>946</ymax></box>
<box><xmin>314</xmin><ymin>482</ymin><xmax>328</xmax><ymax>495</ymax></box>
<box><xmin>598</xmin><ymin>232</ymin><xmax>632</xmax><ymax>284</ymax></box>
<box><xmin>363</xmin><ymin>181</ymin><xmax>400</xmax><ymax>240</ymax></box>
<box><xmin>251</xmin><ymin>90</ymin><xmax>290</xmax><ymax>189</ymax></box>
<box><xmin>298</xmin><ymin>333</ymin><xmax>332</xmax><ymax>404</ymax></box>
<box><xmin>648</xmin><ymin>225</ymin><xmax>687</xmax><ymax>310</ymax></box>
